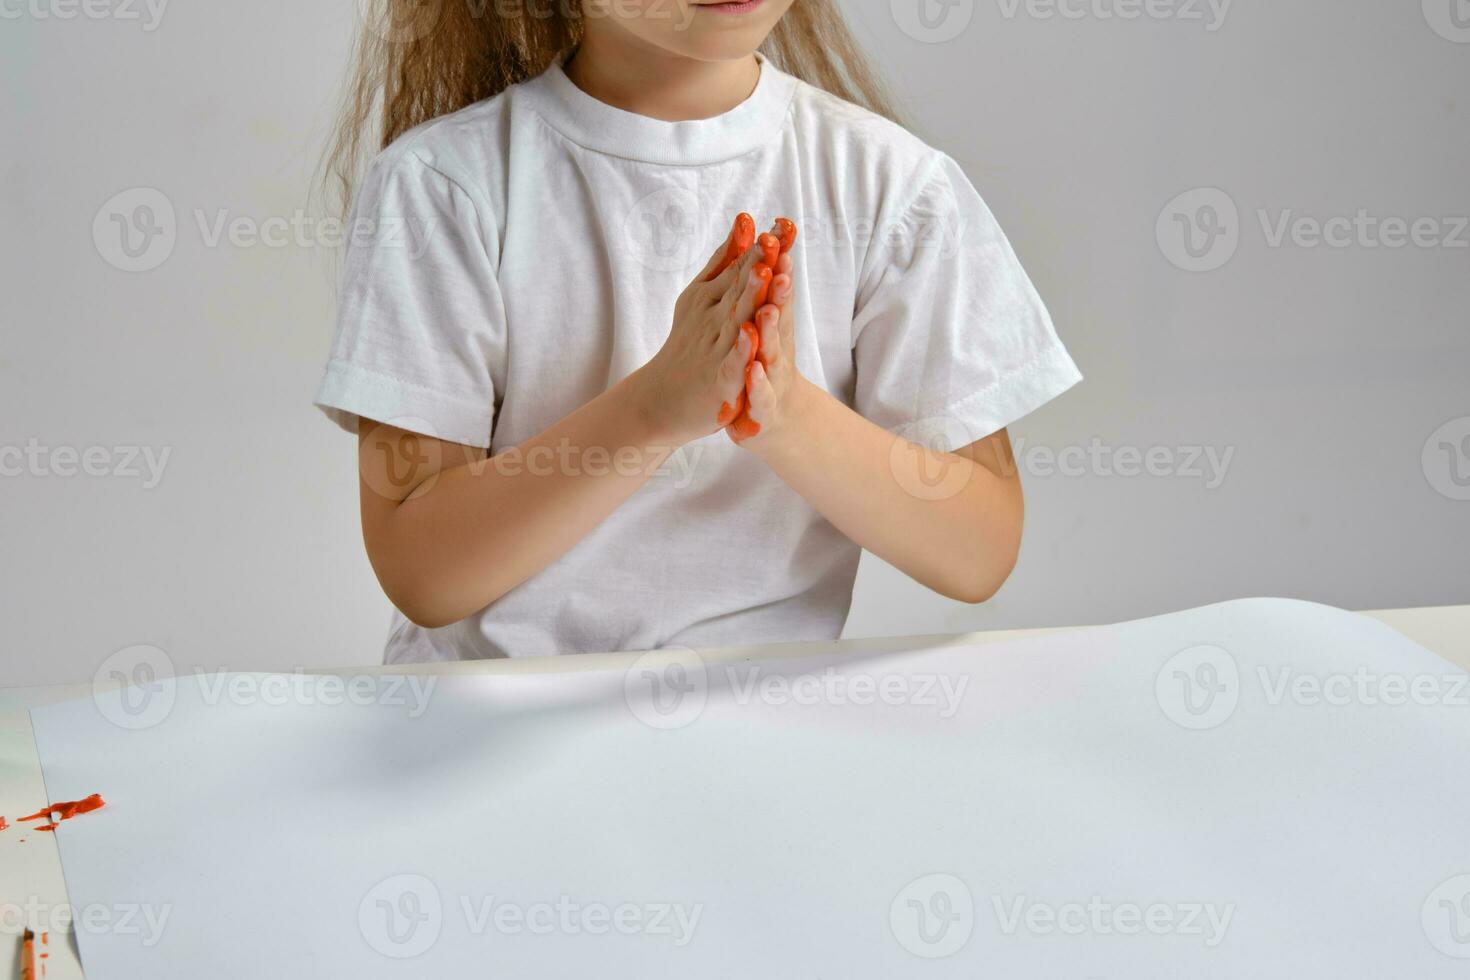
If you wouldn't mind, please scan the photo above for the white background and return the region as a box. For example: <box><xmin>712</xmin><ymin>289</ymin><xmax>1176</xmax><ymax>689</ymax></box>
<box><xmin>2</xmin><ymin>0</ymin><xmax>1467</xmax><ymax>686</ymax></box>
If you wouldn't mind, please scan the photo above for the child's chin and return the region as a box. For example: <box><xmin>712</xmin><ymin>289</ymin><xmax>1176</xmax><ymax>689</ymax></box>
<box><xmin>661</xmin><ymin>29</ymin><xmax>772</xmax><ymax>66</ymax></box>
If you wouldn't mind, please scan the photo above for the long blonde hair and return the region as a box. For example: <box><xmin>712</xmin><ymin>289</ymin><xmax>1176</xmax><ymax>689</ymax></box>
<box><xmin>324</xmin><ymin>1</ymin><xmax>901</xmax><ymax>215</ymax></box>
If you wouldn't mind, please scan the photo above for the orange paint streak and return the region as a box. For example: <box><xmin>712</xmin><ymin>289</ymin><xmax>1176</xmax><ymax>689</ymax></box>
<box><xmin>709</xmin><ymin>215</ymin><xmax>799</xmax><ymax>437</ymax></box>
<box><xmin>705</xmin><ymin>212</ymin><xmax>756</xmax><ymax>282</ymax></box>
<box><xmin>0</xmin><ymin>816</ymin><xmax>8</xmax><ymax>831</ymax></box>
<box><xmin>18</xmin><ymin>793</ymin><xmax>106</xmax><ymax>831</ymax></box>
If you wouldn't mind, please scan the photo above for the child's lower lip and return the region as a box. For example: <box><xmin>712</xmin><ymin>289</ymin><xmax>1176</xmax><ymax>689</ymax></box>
<box><xmin>701</xmin><ymin>0</ymin><xmax>766</xmax><ymax>14</ymax></box>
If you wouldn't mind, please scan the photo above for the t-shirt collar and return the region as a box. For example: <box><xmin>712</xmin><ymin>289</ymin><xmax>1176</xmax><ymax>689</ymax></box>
<box><xmin>530</xmin><ymin>48</ymin><xmax>796</xmax><ymax>166</ymax></box>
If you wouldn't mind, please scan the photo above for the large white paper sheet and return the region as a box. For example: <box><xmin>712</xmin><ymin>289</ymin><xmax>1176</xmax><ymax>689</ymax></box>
<box><xmin>29</xmin><ymin>599</ymin><xmax>1470</xmax><ymax>977</ymax></box>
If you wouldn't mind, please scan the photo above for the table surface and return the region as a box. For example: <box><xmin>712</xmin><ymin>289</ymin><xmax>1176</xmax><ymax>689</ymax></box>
<box><xmin>4</xmin><ymin>604</ymin><xmax>1467</xmax><ymax>979</ymax></box>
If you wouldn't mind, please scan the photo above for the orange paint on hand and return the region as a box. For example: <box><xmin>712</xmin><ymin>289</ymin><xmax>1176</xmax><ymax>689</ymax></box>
<box><xmin>774</xmin><ymin>217</ymin><xmax>797</xmax><ymax>254</ymax></box>
<box><xmin>728</xmin><ymin>218</ymin><xmax>797</xmax><ymax>440</ymax></box>
<box><xmin>756</xmin><ymin>232</ymin><xmax>780</xmax><ymax>270</ymax></box>
<box><xmin>705</xmin><ymin>212</ymin><xmax>756</xmax><ymax>282</ymax></box>
<box><xmin>21</xmin><ymin>929</ymin><xmax>35</xmax><ymax>980</ymax></box>
<box><xmin>18</xmin><ymin>793</ymin><xmax>106</xmax><ymax>832</ymax></box>
<box><xmin>710</xmin><ymin>215</ymin><xmax>799</xmax><ymax>437</ymax></box>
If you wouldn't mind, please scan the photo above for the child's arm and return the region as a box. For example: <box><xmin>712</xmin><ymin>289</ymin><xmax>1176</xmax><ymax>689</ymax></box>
<box><xmin>739</xmin><ymin>268</ymin><xmax>1025</xmax><ymax>605</ymax></box>
<box><xmin>359</xmin><ymin>227</ymin><xmax>772</xmax><ymax>629</ymax></box>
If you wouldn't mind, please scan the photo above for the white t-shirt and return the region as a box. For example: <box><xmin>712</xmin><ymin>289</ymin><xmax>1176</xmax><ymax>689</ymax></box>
<box><xmin>315</xmin><ymin>53</ymin><xmax>1082</xmax><ymax>664</ymax></box>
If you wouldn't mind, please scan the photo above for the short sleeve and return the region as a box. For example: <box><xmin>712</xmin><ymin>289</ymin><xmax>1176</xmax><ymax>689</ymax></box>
<box><xmin>314</xmin><ymin>150</ymin><xmax>505</xmax><ymax>449</ymax></box>
<box><xmin>851</xmin><ymin>153</ymin><xmax>1081</xmax><ymax>451</ymax></box>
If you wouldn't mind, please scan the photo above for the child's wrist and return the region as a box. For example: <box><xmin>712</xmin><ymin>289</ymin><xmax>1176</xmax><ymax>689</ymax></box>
<box><xmin>615</xmin><ymin>369</ymin><xmax>686</xmax><ymax>450</ymax></box>
<box><xmin>748</xmin><ymin>378</ymin><xmax>819</xmax><ymax>462</ymax></box>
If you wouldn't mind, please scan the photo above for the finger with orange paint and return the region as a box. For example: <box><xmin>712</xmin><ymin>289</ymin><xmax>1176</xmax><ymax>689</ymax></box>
<box><xmin>728</xmin><ymin>218</ymin><xmax>797</xmax><ymax>434</ymax></box>
<box><xmin>704</xmin><ymin>212</ymin><xmax>756</xmax><ymax>283</ymax></box>
<box><xmin>728</xmin><ymin>303</ymin><xmax>780</xmax><ymax>443</ymax></box>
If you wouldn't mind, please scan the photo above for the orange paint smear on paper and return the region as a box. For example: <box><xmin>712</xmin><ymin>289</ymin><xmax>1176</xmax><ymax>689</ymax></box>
<box><xmin>18</xmin><ymin>793</ymin><xmax>106</xmax><ymax>832</ymax></box>
<box><xmin>0</xmin><ymin>816</ymin><xmax>8</xmax><ymax>831</ymax></box>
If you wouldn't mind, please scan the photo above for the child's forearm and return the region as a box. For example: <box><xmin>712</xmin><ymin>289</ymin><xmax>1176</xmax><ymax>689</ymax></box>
<box><xmin>750</xmin><ymin>380</ymin><xmax>1025</xmax><ymax>604</ymax></box>
<box><xmin>360</xmin><ymin>372</ymin><xmax>676</xmax><ymax>629</ymax></box>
